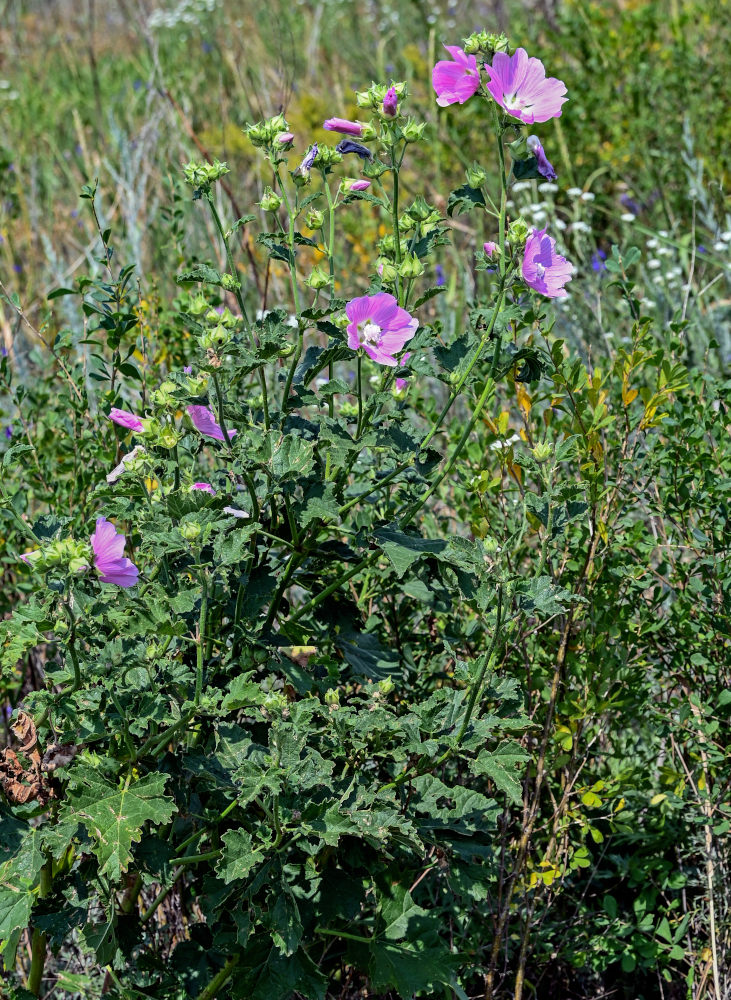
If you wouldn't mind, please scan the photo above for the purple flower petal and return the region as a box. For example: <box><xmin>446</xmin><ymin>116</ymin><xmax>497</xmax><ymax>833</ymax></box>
<box><xmin>187</xmin><ymin>405</ymin><xmax>236</xmax><ymax>442</ymax></box>
<box><xmin>485</xmin><ymin>48</ymin><xmax>567</xmax><ymax>124</ymax></box>
<box><xmin>90</xmin><ymin>517</ymin><xmax>139</xmax><ymax>587</ymax></box>
<box><xmin>433</xmin><ymin>45</ymin><xmax>480</xmax><ymax>107</ymax></box>
<box><xmin>323</xmin><ymin>118</ymin><xmax>364</xmax><ymax>137</ymax></box>
<box><xmin>522</xmin><ymin>228</ymin><xmax>572</xmax><ymax>298</ymax></box>
<box><xmin>345</xmin><ymin>292</ymin><xmax>418</xmax><ymax>367</ymax></box>
<box><xmin>109</xmin><ymin>407</ymin><xmax>144</xmax><ymax>432</ymax></box>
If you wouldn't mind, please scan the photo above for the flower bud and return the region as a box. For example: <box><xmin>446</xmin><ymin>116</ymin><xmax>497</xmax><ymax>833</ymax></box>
<box><xmin>305</xmin><ymin>265</ymin><xmax>331</xmax><ymax>290</ymax></box>
<box><xmin>158</xmin><ymin>425</ymin><xmax>181</xmax><ymax>450</ymax></box>
<box><xmin>376</xmin><ymin>258</ymin><xmax>398</xmax><ymax>282</ymax></box>
<box><xmin>531</xmin><ymin>441</ymin><xmax>553</xmax><ymax>463</ymax></box>
<box><xmin>305</xmin><ymin>208</ymin><xmax>325</xmax><ymax>230</ymax></box>
<box><xmin>179</xmin><ymin>521</ymin><xmax>201</xmax><ymax>541</ymax></box>
<box><xmin>339</xmin><ymin>401</ymin><xmax>359</xmax><ymax>419</ymax></box>
<box><xmin>402</xmin><ymin>119</ymin><xmax>427</xmax><ymax>143</ymax></box>
<box><xmin>260</xmin><ymin>186</ymin><xmax>283</xmax><ymax>212</ymax></box>
<box><xmin>199</xmin><ymin>324</ymin><xmax>233</xmax><ymax>352</ymax></box>
<box><xmin>324</xmin><ymin>688</ymin><xmax>340</xmax><ymax>706</ymax></box>
<box><xmin>466</xmin><ymin>162</ymin><xmax>488</xmax><ymax>188</ymax></box>
<box><xmin>507</xmin><ymin>217</ymin><xmax>531</xmax><ymax>246</ymax></box>
<box><xmin>53</xmin><ymin>618</ymin><xmax>70</xmax><ymax>635</ymax></box>
<box><xmin>507</xmin><ymin>135</ymin><xmax>529</xmax><ymax>161</ymax></box>
<box><xmin>188</xmin><ymin>293</ymin><xmax>210</xmax><ymax>317</ymax></box>
<box><xmin>274</xmin><ymin>131</ymin><xmax>294</xmax><ymax>148</ymax></box>
<box><xmin>220</xmin><ymin>273</ymin><xmax>240</xmax><ymax>292</ymax></box>
<box><xmin>378</xmin><ymin>677</ymin><xmax>394</xmax><ymax>695</ymax></box>
<box><xmin>150</xmin><ymin>382</ymin><xmax>177</xmax><ymax>408</ymax></box>
<box><xmin>398</xmin><ymin>253</ymin><xmax>424</xmax><ymax>278</ymax></box>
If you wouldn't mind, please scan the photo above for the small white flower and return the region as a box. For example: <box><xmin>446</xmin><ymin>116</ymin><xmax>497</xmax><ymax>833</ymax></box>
<box><xmin>647</xmin><ymin>258</ymin><xmax>661</xmax><ymax>269</ymax></box>
<box><xmin>566</xmin><ymin>187</ymin><xmax>583</xmax><ymax>198</ymax></box>
<box><xmin>490</xmin><ymin>433</ymin><xmax>521</xmax><ymax>451</ymax></box>
<box><xmin>620</xmin><ymin>213</ymin><xmax>636</xmax><ymax>223</ymax></box>
<box><xmin>656</xmin><ymin>246</ymin><xmax>672</xmax><ymax>256</ymax></box>
<box><xmin>538</xmin><ymin>182</ymin><xmax>559</xmax><ymax>194</ymax></box>
<box><xmin>580</xmin><ymin>191</ymin><xmax>595</xmax><ymax>202</ymax></box>
<box><xmin>569</xmin><ymin>221</ymin><xmax>591</xmax><ymax>234</ymax></box>
<box><xmin>712</xmin><ymin>241</ymin><xmax>728</xmax><ymax>253</ymax></box>
<box><xmin>641</xmin><ymin>298</ymin><xmax>656</xmax><ymax>308</ymax></box>
<box><xmin>721</xmin><ymin>230</ymin><xmax>731</xmax><ymax>241</ymax></box>
<box><xmin>511</xmin><ymin>180</ymin><xmax>533</xmax><ymax>193</ymax></box>
<box><xmin>646</xmin><ymin>238</ymin><xmax>658</xmax><ymax>249</ymax></box>
<box><xmin>603</xmin><ymin>331</ymin><xmax>615</xmax><ymax>339</ymax></box>
<box><xmin>658</xmin><ymin>230</ymin><xmax>669</xmax><ymax>238</ymax></box>
<box><xmin>553</xmin><ymin>218</ymin><xmax>567</xmax><ymax>230</ymax></box>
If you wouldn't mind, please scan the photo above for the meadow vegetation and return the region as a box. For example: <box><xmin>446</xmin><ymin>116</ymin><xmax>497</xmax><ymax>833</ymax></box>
<box><xmin>0</xmin><ymin>1</ymin><xmax>729</xmax><ymax>998</ymax></box>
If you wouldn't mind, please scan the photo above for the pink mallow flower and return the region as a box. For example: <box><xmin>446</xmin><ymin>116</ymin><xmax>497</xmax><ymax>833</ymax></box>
<box><xmin>187</xmin><ymin>405</ymin><xmax>236</xmax><ymax>442</ymax></box>
<box><xmin>432</xmin><ymin>45</ymin><xmax>480</xmax><ymax>107</ymax></box>
<box><xmin>192</xmin><ymin>482</ymin><xmax>216</xmax><ymax>494</ymax></box>
<box><xmin>323</xmin><ymin>118</ymin><xmax>364</xmax><ymax>137</ymax></box>
<box><xmin>346</xmin><ymin>292</ymin><xmax>418</xmax><ymax>367</ymax></box>
<box><xmin>383</xmin><ymin>86</ymin><xmax>398</xmax><ymax>117</ymax></box>
<box><xmin>522</xmin><ymin>228</ymin><xmax>572</xmax><ymax>298</ymax></box>
<box><xmin>109</xmin><ymin>407</ymin><xmax>144</xmax><ymax>432</ymax></box>
<box><xmin>484</xmin><ymin>241</ymin><xmax>498</xmax><ymax>257</ymax></box>
<box><xmin>90</xmin><ymin>517</ymin><xmax>139</xmax><ymax>587</ymax></box>
<box><xmin>484</xmin><ymin>48</ymin><xmax>567</xmax><ymax>124</ymax></box>
<box><xmin>348</xmin><ymin>179</ymin><xmax>371</xmax><ymax>192</ymax></box>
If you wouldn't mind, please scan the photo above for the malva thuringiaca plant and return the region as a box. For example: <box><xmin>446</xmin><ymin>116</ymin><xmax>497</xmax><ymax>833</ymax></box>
<box><xmin>0</xmin><ymin>28</ymin><xmax>673</xmax><ymax>1000</ymax></box>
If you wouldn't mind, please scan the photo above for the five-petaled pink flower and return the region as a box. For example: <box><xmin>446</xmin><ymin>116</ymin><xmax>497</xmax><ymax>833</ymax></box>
<box><xmin>187</xmin><ymin>405</ymin><xmax>236</xmax><ymax>442</ymax></box>
<box><xmin>323</xmin><ymin>118</ymin><xmax>364</xmax><ymax>137</ymax></box>
<box><xmin>522</xmin><ymin>228</ymin><xmax>572</xmax><ymax>298</ymax></box>
<box><xmin>432</xmin><ymin>46</ymin><xmax>480</xmax><ymax>107</ymax></box>
<box><xmin>346</xmin><ymin>292</ymin><xmax>418</xmax><ymax>367</ymax></box>
<box><xmin>90</xmin><ymin>517</ymin><xmax>139</xmax><ymax>587</ymax></box>
<box><xmin>192</xmin><ymin>482</ymin><xmax>216</xmax><ymax>494</ymax></box>
<box><xmin>485</xmin><ymin>48</ymin><xmax>567</xmax><ymax>124</ymax></box>
<box><xmin>109</xmin><ymin>407</ymin><xmax>144</xmax><ymax>432</ymax></box>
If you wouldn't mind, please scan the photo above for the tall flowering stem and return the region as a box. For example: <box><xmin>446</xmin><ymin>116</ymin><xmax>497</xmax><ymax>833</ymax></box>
<box><xmin>204</xmin><ymin>192</ymin><xmax>270</xmax><ymax>429</ymax></box>
<box><xmin>321</xmin><ymin>170</ymin><xmax>338</xmax><ymax>419</ymax></box>
<box><xmin>275</xmin><ymin>169</ymin><xmax>304</xmax><ymax>410</ymax></box>
<box><xmin>390</xmin><ymin>144</ymin><xmax>403</xmax><ymax>304</ymax></box>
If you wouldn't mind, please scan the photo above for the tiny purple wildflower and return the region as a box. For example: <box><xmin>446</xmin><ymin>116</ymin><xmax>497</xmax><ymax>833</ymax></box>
<box><xmin>591</xmin><ymin>249</ymin><xmax>607</xmax><ymax>272</ymax></box>
<box><xmin>323</xmin><ymin>118</ymin><xmax>364</xmax><ymax>137</ymax></box>
<box><xmin>526</xmin><ymin>135</ymin><xmax>557</xmax><ymax>181</ymax></box>
<box><xmin>395</xmin><ymin>352</ymin><xmax>412</xmax><ymax>392</ymax></box>
<box><xmin>90</xmin><ymin>517</ymin><xmax>139</xmax><ymax>587</ymax></box>
<box><xmin>435</xmin><ymin>264</ymin><xmax>445</xmax><ymax>287</ymax></box>
<box><xmin>485</xmin><ymin>48</ymin><xmax>567</xmax><ymax>124</ymax></box>
<box><xmin>183</xmin><ymin>365</ymin><xmax>193</xmax><ymax>374</ymax></box>
<box><xmin>383</xmin><ymin>86</ymin><xmax>398</xmax><ymax>117</ymax></box>
<box><xmin>346</xmin><ymin>292</ymin><xmax>418</xmax><ymax>367</ymax></box>
<box><xmin>432</xmin><ymin>45</ymin><xmax>480</xmax><ymax>107</ymax></box>
<box><xmin>522</xmin><ymin>228</ymin><xmax>572</xmax><ymax>298</ymax></box>
<box><xmin>4</xmin><ymin>426</ymin><xmax>12</xmax><ymax>439</ymax></box>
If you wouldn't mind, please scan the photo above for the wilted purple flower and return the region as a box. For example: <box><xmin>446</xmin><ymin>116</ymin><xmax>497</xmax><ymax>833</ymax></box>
<box><xmin>395</xmin><ymin>352</ymin><xmax>412</xmax><ymax>392</ymax></box>
<box><xmin>522</xmin><ymin>228</ymin><xmax>572</xmax><ymax>298</ymax></box>
<box><xmin>90</xmin><ymin>517</ymin><xmax>139</xmax><ymax>587</ymax></box>
<box><xmin>348</xmin><ymin>179</ymin><xmax>371</xmax><ymax>192</ymax></box>
<box><xmin>109</xmin><ymin>407</ymin><xmax>144</xmax><ymax>432</ymax></box>
<box><xmin>435</xmin><ymin>264</ymin><xmax>445</xmax><ymax>287</ymax></box>
<box><xmin>323</xmin><ymin>118</ymin><xmax>364</xmax><ymax>137</ymax></box>
<box><xmin>187</xmin><ymin>405</ymin><xmax>236</xmax><ymax>441</ymax></box>
<box><xmin>591</xmin><ymin>249</ymin><xmax>607</xmax><ymax>272</ymax></box>
<box><xmin>432</xmin><ymin>45</ymin><xmax>480</xmax><ymax>107</ymax></box>
<box><xmin>223</xmin><ymin>506</ymin><xmax>249</xmax><ymax>518</ymax></box>
<box><xmin>192</xmin><ymin>482</ymin><xmax>216</xmax><ymax>494</ymax></box>
<box><xmin>526</xmin><ymin>135</ymin><xmax>557</xmax><ymax>181</ymax></box>
<box><xmin>335</xmin><ymin>139</ymin><xmax>373</xmax><ymax>161</ymax></box>
<box><xmin>485</xmin><ymin>48</ymin><xmax>567</xmax><ymax>124</ymax></box>
<box><xmin>106</xmin><ymin>445</ymin><xmax>145</xmax><ymax>484</ymax></box>
<box><xmin>346</xmin><ymin>292</ymin><xmax>418</xmax><ymax>367</ymax></box>
<box><xmin>296</xmin><ymin>144</ymin><xmax>318</xmax><ymax>177</ymax></box>
<box><xmin>383</xmin><ymin>86</ymin><xmax>398</xmax><ymax>116</ymax></box>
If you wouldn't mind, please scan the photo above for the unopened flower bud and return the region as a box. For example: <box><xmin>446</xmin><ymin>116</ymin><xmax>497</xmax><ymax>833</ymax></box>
<box><xmin>324</xmin><ymin>688</ymin><xmax>340</xmax><ymax>706</ymax></box>
<box><xmin>398</xmin><ymin>252</ymin><xmax>424</xmax><ymax>278</ymax></box>
<box><xmin>466</xmin><ymin>162</ymin><xmax>488</xmax><ymax>188</ymax></box>
<box><xmin>378</xmin><ymin>677</ymin><xmax>394</xmax><ymax>695</ymax></box>
<box><xmin>402</xmin><ymin>119</ymin><xmax>427</xmax><ymax>143</ymax></box>
<box><xmin>158</xmin><ymin>425</ymin><xmax>181</xmax><ymax>450</ymax></box>
<box><xmin>376</xmin><ymin>258</ymin><xmax>398</xmax><ymax>282</ymax></box>
<box><xmin>179</xmin><ymin>521</ymin><xmax>201</xmax><ymax>541</ymax></box>
<box><xmin>305</xmin><ymin>265</ymin><xmax>331</xmax><ymax>290</ymax></box>
<box><xmin>305</xmin><ymin>208</ymin><xmax>325</xmax><ymax>230</ymax></box>
<box><xmin>220</xmin><ymin>273</ymin><xmax>240</xmax><ymax>292</ymax></box>
<box><xmin>507</xmin><ymin>217</ymin><xmax>530</xmax><ymax>246</ymax></box>
<box><xmin>260</xmin><ymin>186</ymin><xmax>283</xmax><ymax>212</ymax></box>
<box><xmin>531</xmin><ymin>441</ymin><xmax>553</xmax><ymax>463</ymax></box>
<box><xmin>274</xmin><ymin>131</ymin><xmax>294</xmax><ymax>148</ymax></box>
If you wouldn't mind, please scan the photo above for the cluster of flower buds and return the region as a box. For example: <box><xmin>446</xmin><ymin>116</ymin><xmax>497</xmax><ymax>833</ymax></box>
<box><xmin>245</xmin><ymin>113</ymin><xmax>290</xmax><ymax>150</ymax></box>
<box><xmin>183</xmin><ymin>159</ymin><xmax>230</xmax><ymax>194</ymax></box>
<box><xmin>462</xmin><ymin>30</ymin><xmax>509</xmax><ymax>57</ymax></box>
<box><xmin>21</xmin><ymin>538</ymin><xmax>92</xmax><ymax>576</ymax></box>
<box><xmin>401</xmin><ymin>196</ymin><xmax>441</xmax><ymax>235</ymax></box>
<box><xmin>355</xmin><ymin>80</ymin><xmax>408</xmax><ymax>117</ymax></box>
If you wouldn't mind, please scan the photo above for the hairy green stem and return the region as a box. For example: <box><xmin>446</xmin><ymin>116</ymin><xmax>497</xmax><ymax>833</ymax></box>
<box><xmin>195</xmin><ymin>954</ymin><xmax>240</xmax><ymax>1000</ymax></box>
<box><xmin>195</xmin><ymin>573</ymin><xmax>208</xmax><ymax>706</ymax></box>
